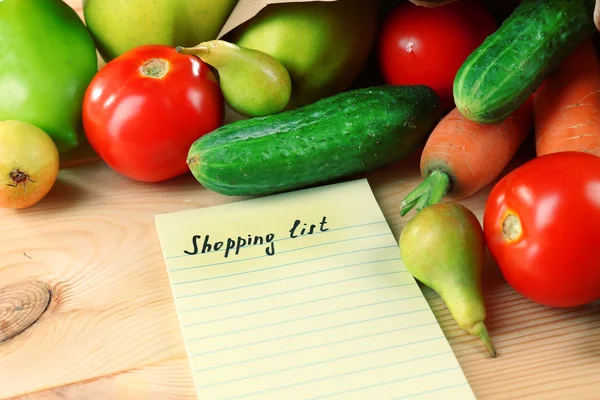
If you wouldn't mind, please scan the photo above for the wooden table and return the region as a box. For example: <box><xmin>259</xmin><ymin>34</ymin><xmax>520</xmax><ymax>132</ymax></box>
<box><xmin>2</xmin><ymin>1</ymin><xmax>600</xmax><ymax>399</ymax></box>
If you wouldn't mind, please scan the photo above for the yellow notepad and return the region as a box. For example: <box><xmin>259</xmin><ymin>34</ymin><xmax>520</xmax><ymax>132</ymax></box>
<box><xmin>154</xmin><ymin>178</ymin><xmax>475</xmax><ymax>400</ymax></box>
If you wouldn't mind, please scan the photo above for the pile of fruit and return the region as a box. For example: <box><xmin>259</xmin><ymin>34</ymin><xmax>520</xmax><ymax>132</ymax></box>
<box><xmin>1</xmin><ymin>0</ymin><xmax>600</xmax><ymax>356</ymax></box>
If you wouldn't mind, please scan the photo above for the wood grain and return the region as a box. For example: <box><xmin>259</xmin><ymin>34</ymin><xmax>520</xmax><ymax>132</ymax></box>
<box><xmin>1</xmin><ymin>1</ymin><xmax>600</xmax><ymax>399</ymax></box>
<box><xmin>0</xmin><ymin>282</ymin><xmax>51</xmax><ymax>344</ymax></box>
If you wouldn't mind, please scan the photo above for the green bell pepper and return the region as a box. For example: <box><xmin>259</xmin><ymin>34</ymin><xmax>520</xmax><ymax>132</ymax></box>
<box><xmin>0</xmin><ymin>0</ymin><xmax>99</xmax><ymax>153</ymax></box>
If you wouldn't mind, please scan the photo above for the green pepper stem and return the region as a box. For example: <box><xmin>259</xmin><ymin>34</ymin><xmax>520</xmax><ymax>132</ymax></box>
<box><xmin>399</xmin><ymin>170</ymin><xmax>452</xmax><ymax>216</ymax></box>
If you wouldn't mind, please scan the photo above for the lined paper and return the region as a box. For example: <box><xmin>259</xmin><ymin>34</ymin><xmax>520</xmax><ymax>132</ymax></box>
<box><xmin>154</xmin><ymin>179</ymin><xmax>475</xmax><ymax>400</ymax></box>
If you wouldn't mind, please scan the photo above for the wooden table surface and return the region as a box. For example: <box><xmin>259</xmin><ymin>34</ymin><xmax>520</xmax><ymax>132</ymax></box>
<box><xmin>2</xmin><ymin>1</ymin><xmax>600</xmax><ymax>399</ymax></box>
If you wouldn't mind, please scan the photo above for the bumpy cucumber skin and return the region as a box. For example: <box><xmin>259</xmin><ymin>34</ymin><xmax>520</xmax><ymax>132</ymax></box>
<box><xmin>187</xmin><ymin>85</ymin><xmax>442</xmax><ymax>196</ymax></box>
<box><xmin>454</xmin><ymin>0</ymin><xmax>596</xmax><ymax>124</ymax></box>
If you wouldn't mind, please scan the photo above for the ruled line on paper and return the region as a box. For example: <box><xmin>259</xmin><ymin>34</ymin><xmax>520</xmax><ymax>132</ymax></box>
<box><xmin>172</xmin><ymin>244</ymin><xmax>399</xmax><ymax>286</ymax></box>
<box><xmin>182</xmin><ymin>283</ymin><xmax>414</xmax><ymax>326</ymax></box>
<box><xmin>180</xmin><ymin>280</ymin><xmax>410</xmax><ymax>314</ymax></box>
<box><xmin>221</xmin><ymin>352</ymin><xmax>457</xmax><ymax>400</ymax></box>
<box><xmin>277</xmin><ymin>233</ymin><xmax>390</xmax><ymax>255</ymax></box>
<box><xmin>190</xmin><ymin>308</ymin><xmax>432</xmax><ymax>358</ymax></box>
<box><xmin>176</xmin><ymin>270</ymin><xmax>405</xmax><ymax>300</ymax></box>
<box><xmin>301</xmin><ymin>366</ymin><xmax>463</xmax><ymax>400</ymax></box>
<box><xmin>166</xmin><ymin>220</ymin><xmax>389</xmax><ymax>260</ymax></box>
<box><xmin>186</xmin><ymin>295</ymin><xmax>424</xmax><ymax>341</ymax></box>
<box><xmin>197</xmin><ymin>336</ymin><xmax>446</xmax><ymax>389</ymax></box>
<box><xmin>170</xmin><ymin>234</ymin><xmax>396</xmax><ymax>275</ymax></box>
<box><xmin>390</xmin><ymin>383</ymin><xmax>471</xmax><ymax>400</ymax></box>
<box><xmin>193</xmin><ymin>321</ymin><xmax>440</xmax><ymax>373</ymax></box>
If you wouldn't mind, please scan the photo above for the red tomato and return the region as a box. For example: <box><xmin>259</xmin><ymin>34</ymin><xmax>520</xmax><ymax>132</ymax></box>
<box><xmin>82</xmin><ymin>45</ymin><xmax>224</xmax><ymax>183</ymax></box>
<box><xmin>377</xmin><ymin>0</ymin><xmax>497</xmax><ymax>109</ymax></box>
<box><xmin>483</xmin><ymin>152</ymin><xmax>600</xmax><ymax>308</ymax></box>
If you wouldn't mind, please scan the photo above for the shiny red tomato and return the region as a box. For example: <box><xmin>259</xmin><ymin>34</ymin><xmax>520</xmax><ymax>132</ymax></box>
<box><xmin>82</xmin><ymin>44</ymin><xmax>224</xmax><ymax>183</ymax></box>
<box><xmin>377</xmin><ymin>0</ymin><xmax>497</xmax><ymax>109</ymax></box>
<box><xmin>483</xmin><ymin>152</ymin><xmax>600</xmax><ymax>308</ymax></box>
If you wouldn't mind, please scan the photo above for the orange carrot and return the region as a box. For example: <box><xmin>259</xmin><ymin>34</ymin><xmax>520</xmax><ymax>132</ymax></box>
<box><xmin>400</xmin><ymin>98</ymin><xmax>533</xmax><ymax>216</ymax></box>
<box><xmin>534</xmin><ymin>40</ymin><xmax>600</xmax><ymax>157</ymax></box>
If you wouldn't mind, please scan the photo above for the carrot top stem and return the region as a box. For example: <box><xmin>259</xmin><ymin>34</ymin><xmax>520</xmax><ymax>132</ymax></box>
<box><xmin>399</xmin><ymin>179</ymin><xmax>431</xmax><ymax>216</ymax></box>
<box><xmin>399</xmin><ymin>170</ymin><xmax>452</xmax><ymax>216</ymax></box>
<box><xmin>427</xmin><ymin>170</ymin><xmax>451</xmax><ymax>206</ymax></box>
<box><xmin>415</xmin><ymin>189</ymin><xmax>430</xmax><ymax>211</ymax></box>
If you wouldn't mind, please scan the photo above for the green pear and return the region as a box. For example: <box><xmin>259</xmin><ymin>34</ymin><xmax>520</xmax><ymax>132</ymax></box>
<box><xmin>399</xmin><ymin>202</ymin><xmax>498</xmax><ymax>358</ymax></box>
<box><xmin>178</xmin><ymin>40</ymin><xmax>291</xmax><ymax>118</ymax></box>
<box><xmin>82</xmin><ymin>0</ymin><xmax>239</xmax><ymax>62</ymax></box>
<box><xmin>230</xmin><ymin>0</ymin><xmax>378</xmax><ymax>109</ymax></box>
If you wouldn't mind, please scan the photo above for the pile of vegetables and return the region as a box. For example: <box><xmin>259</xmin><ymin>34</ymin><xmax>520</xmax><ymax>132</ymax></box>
<box><xmin>1</xmin><ymin>0</ymin><xmax>600</xmax><ymax>357</ymax></box>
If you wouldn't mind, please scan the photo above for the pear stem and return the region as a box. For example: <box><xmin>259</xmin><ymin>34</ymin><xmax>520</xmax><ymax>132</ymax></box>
<box><xmin>176</xmin><ymin>45</ymin><xmax>210</xmax><ymax>57</ymax></box>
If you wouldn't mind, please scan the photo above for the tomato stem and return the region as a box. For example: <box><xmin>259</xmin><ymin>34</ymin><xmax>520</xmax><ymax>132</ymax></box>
<box><xmin>400</xmin><ymin>170</ymin><xmax>452</xmax><ymax>216</ymax></box>
<box><xmin>502</xmin><ymin>214</ymin><xmax>522</xmax><ymax>241</ymax></box>
<box><xmin>140</xmin><ymin>58</ymin><xmax>169</xmax><ymax>79</ymax></box>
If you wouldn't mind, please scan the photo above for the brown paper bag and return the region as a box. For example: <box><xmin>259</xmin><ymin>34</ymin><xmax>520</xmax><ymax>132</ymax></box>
<box><xmin>595</xmin><ymin>0</ymin><xmax>600</xmax><ymax>31</ymax></box>
<box><xmin>219</xmin><ymin>0</ymin><xmax>600</xmax><ymax>38</ymax></box>
<box><xmin>218</xmin><ymin>0</ymin><xmax>336</xmax><ymax>39</ymax></box>
<box><xmin>217</xmin><ymin>0</ymin><xmax>460</xmax><ymax>39</ymax></box>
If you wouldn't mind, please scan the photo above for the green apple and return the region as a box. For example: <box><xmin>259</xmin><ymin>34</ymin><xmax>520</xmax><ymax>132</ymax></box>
<box><xmin>82</xmin><ymin>0</ymin><xmax>239</xmax><ymax>62</ymax></box>
<box><xmin>230</xmin><ymin>0</ymin><xmax>379</xmax><ymax>109</ymax></box>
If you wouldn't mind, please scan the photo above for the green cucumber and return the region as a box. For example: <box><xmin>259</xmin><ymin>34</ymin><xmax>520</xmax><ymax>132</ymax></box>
<box><xmin>187</xmin><ymin>85</ymin><xmax>442</xmax><ymax>196</ymax></box>
<box><xmin>453</xmin><ymin>0</ymin><xmax>596</xmax><ymax>124</ymax></box>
